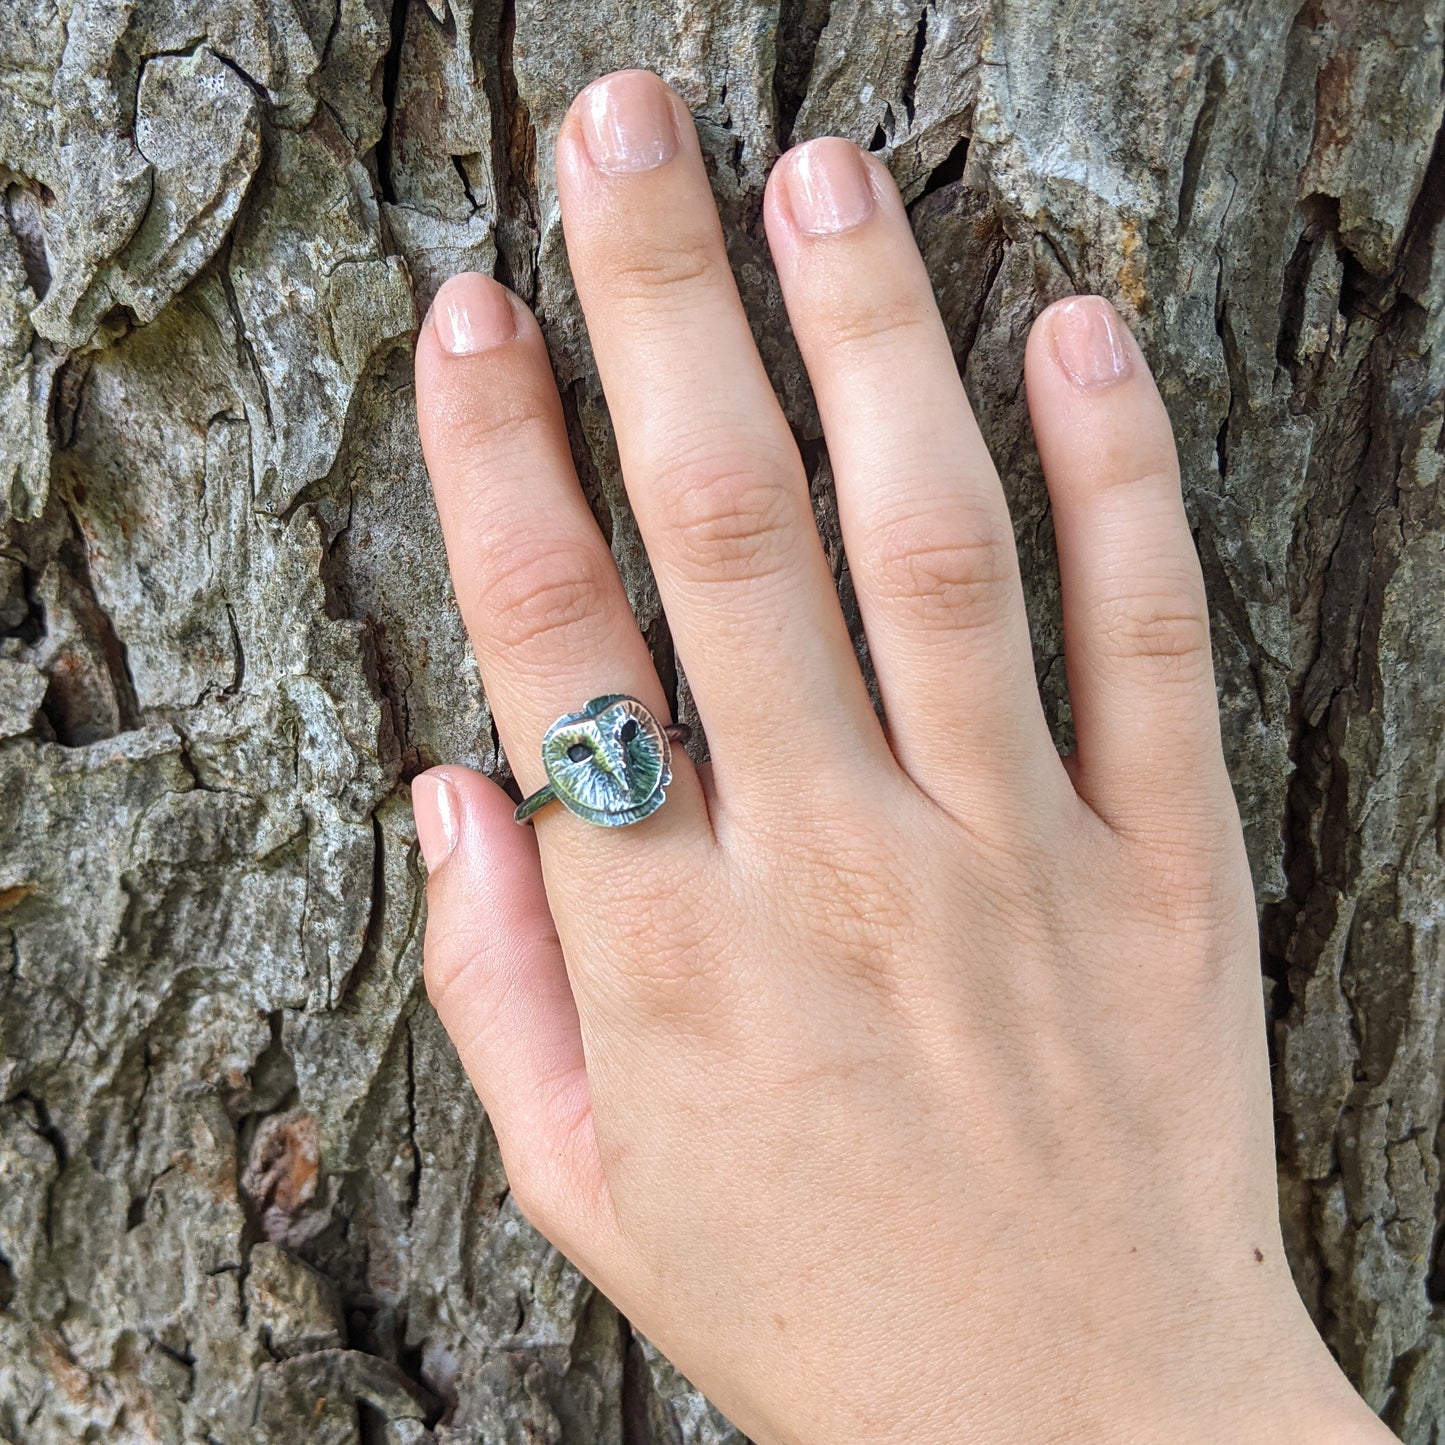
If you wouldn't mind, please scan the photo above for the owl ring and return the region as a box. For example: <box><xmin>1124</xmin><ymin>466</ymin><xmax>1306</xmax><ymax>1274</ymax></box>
<box><xmin>514</xmin><ymin>695</ymin><xmax>690</xmax><ymax>828</ymax></box>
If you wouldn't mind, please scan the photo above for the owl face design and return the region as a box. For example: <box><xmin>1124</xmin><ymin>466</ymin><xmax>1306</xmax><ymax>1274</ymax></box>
<box><xmin>540</xmin><ymin>695</ymin><xmax>673</xmax><ymax>826</ymax></box>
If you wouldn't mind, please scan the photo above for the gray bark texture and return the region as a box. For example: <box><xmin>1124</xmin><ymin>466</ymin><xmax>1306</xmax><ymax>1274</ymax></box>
<box><xmin>0</xmin><ymin>0</ymin><xmax>1441</xmax><ymax>1440</ymax></box>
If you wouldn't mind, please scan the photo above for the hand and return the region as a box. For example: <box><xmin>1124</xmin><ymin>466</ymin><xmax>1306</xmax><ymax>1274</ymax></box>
<box><xmin>409</xmin><ymin>70</ymin><xmax>1389</xmax><ymax>1444</ymax></box>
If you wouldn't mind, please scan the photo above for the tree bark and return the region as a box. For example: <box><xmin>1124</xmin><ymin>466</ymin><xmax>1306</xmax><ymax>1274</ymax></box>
<box><xmin>0</xmin><ymin>1</ymin><xmax>1442</xmax><ymax>1440</ymax></box>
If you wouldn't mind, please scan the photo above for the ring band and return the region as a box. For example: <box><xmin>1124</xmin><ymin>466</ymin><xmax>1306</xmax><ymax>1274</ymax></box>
<box><xmin>514</xmin><ymin>695</ymin><xmax>690</xmax><ymax>827</ymax></box>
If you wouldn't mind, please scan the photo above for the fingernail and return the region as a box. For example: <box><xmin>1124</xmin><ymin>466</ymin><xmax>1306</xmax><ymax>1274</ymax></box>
<box><xmin>432</xmin><ymin>273</ymin><xmax>517</xmax><ymax>356</ymax></box>
<box><xmin>577</xmin><ymin>71</ymin><xmax>678</xmax><ymax>174</ymax></box>
<box><xmin>1049</xmin><ymin>296</ymin><xmax>1133</xmax><ymax>390</ymax></box>
<box><xmin>781</xmin><ymin>138</ymin><xmax>875</xmax><ymax>235</ymax></box>
<box><xmin>412</xmin><ymin>773</ymin><xmax>460</xmax><ymax>873</ymax></box>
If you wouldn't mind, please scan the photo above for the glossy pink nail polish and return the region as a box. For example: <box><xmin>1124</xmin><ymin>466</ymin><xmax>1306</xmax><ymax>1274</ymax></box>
<box><xmin>431</xmin><ymin>274</ymin><xmax>517</xmax><ymax>356</ymax></box>
<box><xmin>781</xmin><ymin>139</ymin><xmax>875</xmax><ymax>235</ymax></box>
<box><xmin>577</xmin><ymin>71</ymin><xmax>679</xmax><ymax>174</ymax></box>
<box><xmin>1049</xmin><ymin>296</ymin><xmax>1133</xmax><ymax>390</ymax></box>
<box><xmin>412</xmin><ymin>773</ymin><xmax>460</xmax><ymax>873</ymax></box>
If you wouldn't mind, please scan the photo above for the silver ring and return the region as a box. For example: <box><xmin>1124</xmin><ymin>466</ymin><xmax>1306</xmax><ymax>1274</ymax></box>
<box><xmin>514</xmin><ymin>695</ymin><xmax>689</xmax><ymax>827</ymax></box>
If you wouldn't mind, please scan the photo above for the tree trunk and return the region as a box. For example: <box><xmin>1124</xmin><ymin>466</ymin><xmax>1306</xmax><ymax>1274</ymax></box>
<box><xmin>0</xmin><ymin>1</ymin><xmax>1441</xmax><ymax>1439</ymax></box>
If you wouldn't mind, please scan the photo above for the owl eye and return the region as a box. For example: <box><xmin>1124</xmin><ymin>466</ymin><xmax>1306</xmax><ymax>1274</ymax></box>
<box><xmin>566</xmin><ymin>742</ymin><xmax>592</xmax><ymax>763</ymax></box>
<box><xmin>618</xmin><ymin>718</ymin><xmax>639</xmax><ymax>745</ymax></box>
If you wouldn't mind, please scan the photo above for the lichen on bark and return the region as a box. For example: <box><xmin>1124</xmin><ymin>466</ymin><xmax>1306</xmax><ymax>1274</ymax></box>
<box><xmin>0</xmin><ymin>1</ymin><xmax>1442</xmax><ymax>1440</ymax></box>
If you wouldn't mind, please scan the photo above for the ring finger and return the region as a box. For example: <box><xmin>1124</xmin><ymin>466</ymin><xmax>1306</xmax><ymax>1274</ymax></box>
<box><xmin>763</xmin><ymin>140</ymin><xmax>1064</xmax><ymax>822</ymax></box>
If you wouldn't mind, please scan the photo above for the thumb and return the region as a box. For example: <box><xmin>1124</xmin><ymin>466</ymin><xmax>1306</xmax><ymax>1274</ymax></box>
<box><xmin>412</xmin><ymin>765</ymin><xmax>617</xmax><ymax>1254</ymax></box>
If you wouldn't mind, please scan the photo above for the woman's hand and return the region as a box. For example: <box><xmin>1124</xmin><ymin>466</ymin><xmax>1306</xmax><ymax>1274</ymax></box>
<box><xmin>409</xmin><ymin>69</ymin><xmax>1388</xmax><ymax>1444</ymax></box>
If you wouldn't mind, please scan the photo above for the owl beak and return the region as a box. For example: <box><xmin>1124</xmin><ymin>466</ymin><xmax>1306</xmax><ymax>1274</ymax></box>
<box><xmin>596</xmin><ymin>737</ymin><xmax>630</xmax><ymax>785</ymax></box>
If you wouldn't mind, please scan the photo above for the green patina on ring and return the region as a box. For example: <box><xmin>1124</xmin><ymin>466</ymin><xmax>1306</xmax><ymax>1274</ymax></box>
<box><xmin>514</xmin><ymin>695</ymin><xmax>688</xmax><ymax>828</ymax></box>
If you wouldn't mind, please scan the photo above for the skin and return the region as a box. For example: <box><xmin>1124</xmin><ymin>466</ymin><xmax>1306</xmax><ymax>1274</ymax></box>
<box><xmin>409</xmin><ymin>70</ymin><xmax>1394</xmax><ymax>1444</ymax></box>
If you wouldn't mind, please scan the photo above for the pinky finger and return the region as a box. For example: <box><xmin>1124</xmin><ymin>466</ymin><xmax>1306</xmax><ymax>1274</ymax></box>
<box><xmin>412</xmin><ymin>765</ymin><xmax>619</xmax><ymax>1256</ymax></box>
<box><xmin>1024</xmin><ymin>297</ymin><xmax>1233</xmax><ymax>837</ymax></box>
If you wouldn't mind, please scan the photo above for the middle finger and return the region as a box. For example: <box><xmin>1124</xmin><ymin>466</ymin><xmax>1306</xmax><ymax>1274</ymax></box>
<box><xmin>555</xmin><ymin>71</ymin><xmax>891</xmax><ymax>816</ymax></box>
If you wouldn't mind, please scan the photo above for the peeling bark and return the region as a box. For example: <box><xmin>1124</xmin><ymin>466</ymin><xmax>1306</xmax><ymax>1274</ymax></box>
<box><xmin>0</xmin><ymin>1</ymin><xmax>1442</xmax><ymax>1440</ymax></box>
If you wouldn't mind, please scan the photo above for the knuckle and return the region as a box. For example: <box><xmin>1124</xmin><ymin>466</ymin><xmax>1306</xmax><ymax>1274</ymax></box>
<box><xmin>421</xmin><ymin>932</ymin><xmax>460</xmax><ymax>1017</ymax></box>
<box><xmin>1157</xmin><ymin>860</ymin><xmax>1231</xmax><ymax>933</ymax></box>
<box><xmin>600</xmin><ymin>900</ymin><xmax>737</xmax><ymax>1031</ymax></box>
<box><xmin>860</xmin><ymin>505</ymin><xmax>1017</xmax><ymax>632</ymax></box>
<box><xmin>818</xmin><ymin>856</ymin><xmax>914</xmax><ymax>954</ymax></box>
<box><xmin>422</xmin><ymin>915</ymin><xmax>492</xmax><ymax>1020</ymax></box>
<box><xmin>1091</xmin><ymin>587</ymin><xmax>1212</xmax><ymax>671</ymax></box>
<box><xmin>1093</xmin><ymin>462</ymin><xmax>1180</xmax><ymax>501</ymax></box>
<box><xmin>808</xmin><ymin>857</ymin><xmax>920</xmax><ymax>997</ymax></box>
<box><xmin>657</xmin><ymin>447</ymin><xmax>802</xmax><ymax>585</ymax></box>
<box><xmin>452</xmin><ymin>386</ymin><xmax>558</xmax><ymax>454</ymax></box>
<box><xmin>475</xmin><ymin>540</ymin><xmax>615</xmax><ymax>656</ymax></box>
<box><xmin>751</xmin><ymin>798</ymin><xmax>921</xmax><ymax>980</ymax></box>
<box><xmin>605</xmin><ymin>893</ymin><xmax>715</xmax><ymax>983</ymax></box>
<box><xmin>583</xmin><ymin>859</ymin><xmax>734</xmax><ymax>1006</ymax></box>
<box><xmin>825</xmin><ymin>293</ymin><xmax>932</xmax><ymax>353</ymax></box>
<box><xmin>1100</xmin><ymin>800</ymin><xmax>1252</xmax><ymax>940</ymax></box>
<box><xmin>1137</xmin><ymin>842</ymin><xmax>1243</xmax><ymax>939</ymax></box>
<box><xmin>606</xmin><ymin>234</ymin><xmax>725</xmax><ymax>308</ymax></box>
